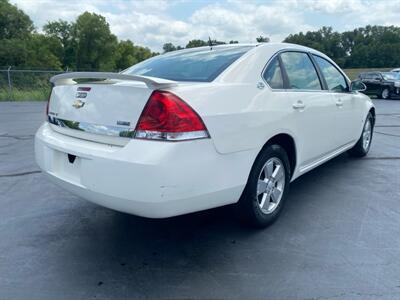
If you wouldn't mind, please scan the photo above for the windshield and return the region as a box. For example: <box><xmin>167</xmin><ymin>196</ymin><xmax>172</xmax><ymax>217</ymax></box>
<box><xmin>123</xmin><ymin>46</ymin><xmax>254</xmax><ymax>82</ymax></box>
<box><xmin>382</xmin><ymin>72</ymin><xmax>397</xmax><ymax>80</ymax></box>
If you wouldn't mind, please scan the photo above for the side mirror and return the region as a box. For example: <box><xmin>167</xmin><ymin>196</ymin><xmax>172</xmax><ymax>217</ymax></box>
<box><xmin>350</xmin><ymin>80</ymin><xmax>367</xmax><ymax>92</ymax></box>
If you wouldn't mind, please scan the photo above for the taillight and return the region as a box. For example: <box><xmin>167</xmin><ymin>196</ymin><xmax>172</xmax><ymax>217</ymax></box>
<box><xmin>135</xmin><ymin>90</ymin><xmax>209</xmax><ymax>141</ymax></box>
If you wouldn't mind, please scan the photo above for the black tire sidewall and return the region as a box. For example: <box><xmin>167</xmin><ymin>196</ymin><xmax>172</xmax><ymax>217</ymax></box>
<box><xmin>348</xmin><ymin>112</ymin><xmax>374</xmax><ymax>157</ymax></box>
<box><xmin>239</xmin><ymin>144</ymin><xmax>291</xmax><ymax>227</ymax></box>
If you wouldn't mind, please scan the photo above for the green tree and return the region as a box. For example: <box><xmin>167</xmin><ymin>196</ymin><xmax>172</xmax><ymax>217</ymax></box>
<box><xmin>0</xmin><ymin>0</ymin><xmax>63</xmax><ymax>69</ymax></box>
<box><xmin>163</xmin><ymin>42</ymin><xmax>177</xmax><ymax>53</ymax></box>
<box><xmin>186</xmin><ymin>39</ymin><xmax>207</xmax><ymax>48</ymax></box>
<box><xmin>256</xmin><ymin>35</ymin><xmax>270</xmax><ymax>43</ymax></box>
<box><xmin>341</xmin><ymin>26</ymin><xmax>400</xmax><ymax>68</ymax></box>
<box><xmin>0</xmin><ymin>0</ymin><xmax>34</xmax><ymax>40</ymax></box>
<box><xmin>209</xmin><ymin>39</ymin><xmax>226</xmax><ymax>46</ymax></box>
<box><xmin>284</xmin><ymin>27</ymin><xmax>347</xmax><ymax>66</ymax></box>
<box><xmin>73</xmin><ymin>12</ymin><xmax>118</xmax><ymax>71</ymax></box>
<box><xmin>284</xmin><ymin>25</ymin><xmax>400</xmax><ymax>68</ymax></box>
<box><xmin>114</xmin><ymin>40</ymin><xmax>154</xmax><ymax>70</ymax></box>
<box><xmin>43</xmin><ymin>20</ymin><xmax>75</xmax><ymax>69</ymax></box>
<box><xmin>26</xmin><ymin>34</ymin><xmax>63</xmax><ymax>69</ymax></box>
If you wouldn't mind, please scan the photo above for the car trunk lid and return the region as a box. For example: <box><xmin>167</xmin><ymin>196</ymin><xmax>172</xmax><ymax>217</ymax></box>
<box><xmin>47</xmin><ymin>73</ymin><xmax>178</xmax><ymax>145</ymax></box>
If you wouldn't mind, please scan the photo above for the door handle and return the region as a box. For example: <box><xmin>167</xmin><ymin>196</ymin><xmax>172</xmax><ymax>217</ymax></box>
<box><xmin>336</xmin><ymin>99</ymin><xmax>343</xmax><ymax>107</ymax></box>
<box><xmin>292</xmin><ymin>101</ymin><xmax>305</xmax><ymax>110</ymax></box>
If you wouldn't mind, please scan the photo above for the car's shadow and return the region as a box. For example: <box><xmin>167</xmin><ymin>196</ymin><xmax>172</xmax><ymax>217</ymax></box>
<box><xmin>43</xmin><ymin>151</ymin><xmax>364</xmax><ymax>297</ymax></box>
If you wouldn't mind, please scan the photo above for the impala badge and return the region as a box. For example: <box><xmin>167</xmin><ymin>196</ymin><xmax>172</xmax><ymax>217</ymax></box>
<box><xmin>72</xmin><ymin>100</ymin><xmax>85</xmax><ymax>109</ymax></box>
<box><xmin>76</xmin><ymin>92</ymin><xmax>87</xmax><ymax>98</ymax></box>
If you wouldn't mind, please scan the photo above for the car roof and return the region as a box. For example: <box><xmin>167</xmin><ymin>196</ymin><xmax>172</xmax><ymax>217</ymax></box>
<box><xmin>166</xmin><ymin>42</ymin><xmax>330</xmax><ymax>59</ymax></box>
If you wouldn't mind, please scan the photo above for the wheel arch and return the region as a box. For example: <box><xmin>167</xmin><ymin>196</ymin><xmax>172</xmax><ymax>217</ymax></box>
<box><xmin>369</xmin><ymin>107</ymin><xmax>376</xmax><ymax>126</ymax></box>
<box><xmin>256</xmin><ymin>133</ymin><xmax>297</xmax><ymax>179</ymax></box>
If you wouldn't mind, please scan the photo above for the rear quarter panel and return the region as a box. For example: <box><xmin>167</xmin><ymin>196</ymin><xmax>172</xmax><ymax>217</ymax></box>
<box><xmin>172</xmin><ymin>83</ymin><xmax>298</xmax><ymax>156</ymax></box>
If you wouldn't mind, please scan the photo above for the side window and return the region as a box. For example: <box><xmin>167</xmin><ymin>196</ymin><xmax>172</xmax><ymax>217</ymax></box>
<box><xmin>263</xmin><ymin>56</ymin><xmax>284</xmax><ymax>89</ymax></box>
<box><xmin>280</xmin><ymin>52</ymin><xmax>321</xmax><ymax>90</ymax></box>
<box><xmin>372</xmin><ymin>73</ymin><xmax>381</xmax><ymax>80</ymax></box>
<box><xmin>313</xmin><ymin>55</ymin><xmax>348</xmax><ymax>93</ymax></box>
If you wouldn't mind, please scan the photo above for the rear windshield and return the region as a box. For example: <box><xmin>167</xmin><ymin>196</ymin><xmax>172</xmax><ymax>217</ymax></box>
<box><xmin>122</xmin><ymin>46</ymin><xmax>254</xmax><ymax>82</ymax></box>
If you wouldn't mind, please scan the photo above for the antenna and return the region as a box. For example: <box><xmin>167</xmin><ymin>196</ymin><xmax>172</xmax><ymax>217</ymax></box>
<box><xmin>208</xmin><ymin>36</ymin><xmax>213</xmax><ymax>50</ymax></box>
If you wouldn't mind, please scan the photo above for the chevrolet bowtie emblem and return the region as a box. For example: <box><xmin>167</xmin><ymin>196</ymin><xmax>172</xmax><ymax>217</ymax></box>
<box><xmin>72</xmin><ymin>99</ymin><xmax>85</xmax><ymax>109</ymax></box>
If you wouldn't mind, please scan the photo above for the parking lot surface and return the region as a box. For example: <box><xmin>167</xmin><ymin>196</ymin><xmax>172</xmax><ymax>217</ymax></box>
<box><xmin>1</xmin><ymin>100</ymin><xmax>400</xmax><ymax>300</ymax></box>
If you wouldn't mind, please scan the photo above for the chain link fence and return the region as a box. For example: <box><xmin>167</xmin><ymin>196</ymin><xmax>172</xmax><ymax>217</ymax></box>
<box><xmin>0</xmin><ymin>67</ymin><xmax>68</xmax><ymax>101</ymax></box>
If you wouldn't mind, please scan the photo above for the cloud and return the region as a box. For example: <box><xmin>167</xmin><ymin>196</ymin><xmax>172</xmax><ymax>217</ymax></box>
<box><xmin>303</xmin><ymin>0</ymin><xmax>364</xmax><ymax>14</ymax></box>
<box><xmin>10</xmin><ymin>0</ymin><xmax>400</xmax><ymax>52</ymax></box>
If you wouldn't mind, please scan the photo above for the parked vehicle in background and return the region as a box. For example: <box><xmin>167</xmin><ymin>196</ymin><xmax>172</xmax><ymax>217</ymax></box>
<box><xmin>358</xmin><ymin>71</ymin><xmax>400</xmax><ymax>99</ymax></box>
<box><xmin>35</xmin><ymin>43</ymin><xmax>375</xmax><ymax>228</ymax></box>
<box><xmin>391</xmin><ymin>68</ymin><xmax>400</xmax><ymax>73</ymax></box>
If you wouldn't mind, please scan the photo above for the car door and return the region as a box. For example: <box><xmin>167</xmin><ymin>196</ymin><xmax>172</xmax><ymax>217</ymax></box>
<box><xmin>275</xmin><ymin>51</ymin><xmax>337</xmax><ymax>169</ymax></box>
<box><xmin>362</xmin><ymin>73</ymin><xmax>377</xmax><ymax>95</ymax></box>
<box><xmin>312</xmin><ymin>55</ymin><xmax>362</xmax><ymax>147</ymax></box>
<box><xmin>370</xmin><ymin>73</ymin><xmax>383</xmax><ymax>94</ymax></box>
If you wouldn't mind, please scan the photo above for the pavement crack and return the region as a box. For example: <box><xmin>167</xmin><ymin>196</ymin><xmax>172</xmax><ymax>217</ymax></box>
<box><xmin>0</xmin><ymin>134</ymin><xmax>34</xmax><ymax>140</ymax></box>
<box><xmin>376</xmin><ymin>113</ymin><xmax>400</xmax><ymax>116</ymax></box>
<box><xmin>364</xmin><ymin>156</ymin><xmax>400</xmax><ymax>160</ymax></box>
<box><xmin>0</xmin><ymin>170</ymin><xmax>41</xmax><ymax>178</ymax></box>
<box><xmin>375</xmin><ymin>131</ymin><xmax>400</xmax><ymax>138</ymax></box>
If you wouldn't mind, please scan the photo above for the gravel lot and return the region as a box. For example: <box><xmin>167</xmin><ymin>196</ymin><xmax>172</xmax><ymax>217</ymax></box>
<box><xmin>1</xmin><ymin>100</ymin><xmax>400</xmax><ymax>300</ymax></box>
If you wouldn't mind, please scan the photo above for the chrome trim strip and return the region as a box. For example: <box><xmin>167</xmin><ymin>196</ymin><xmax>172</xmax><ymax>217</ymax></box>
<box><xmin>299</xmin><ymin>141</ymin><xmax>356</xmax><ymax>174</ymax></box>
<box><xmin>260</xmin><ymin>48</ymin><xmax>351</xmax><ymax>94</ymax></box>
<box><xmin>48</xmin><ymin>116</ymin><xmax>135</xmax><ymax>138</ymax></box>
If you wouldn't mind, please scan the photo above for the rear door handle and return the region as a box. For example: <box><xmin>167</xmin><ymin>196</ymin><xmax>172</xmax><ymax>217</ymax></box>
<box><xmin>292</xmin><ymin>101</ymin><xmax>305</xmax><ymax>110</ymax></box>
<box><xmin>336</xmin><ymin>99</ymin><xmax>343</xmax><ymax>107</ymax></box>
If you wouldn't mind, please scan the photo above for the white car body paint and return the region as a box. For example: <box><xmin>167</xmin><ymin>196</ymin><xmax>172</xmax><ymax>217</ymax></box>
<box><xmin>35</xmin><ymin>43</ymin><xmax>374</xmax><ymax>218</ymax></box>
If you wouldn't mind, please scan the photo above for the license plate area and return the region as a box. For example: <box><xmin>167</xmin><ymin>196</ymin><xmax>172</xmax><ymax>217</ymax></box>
<box><xmin>53</xmin><ymin>150</ymin><xmax>81</xmax><ymax>184</ymax></box>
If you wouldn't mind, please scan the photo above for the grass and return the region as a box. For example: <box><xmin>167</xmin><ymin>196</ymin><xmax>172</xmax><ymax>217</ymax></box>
<box><xmin>0</xmin><ymin>67</ymin><xmax>396</xmax><ymax>101</ymax></box>
<box><xmin>0</xmin><ymin>87</ymin><xmax>51</xmax><ymax>101</ymax></box>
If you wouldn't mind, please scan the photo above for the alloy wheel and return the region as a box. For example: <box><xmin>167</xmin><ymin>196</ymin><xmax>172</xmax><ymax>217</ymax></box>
<box><xmin>257</xmin><ymin>157</ymin><xmax>286</xmax><ymax>214</ymax></box>
<box><xmin>362</xmin><ymin>118</ymin><xmax>372</xmax><ymax>151</ymax></box>
<box><xmin>382</xmin><ymin>89</ymin><xmax>389</xmax><ymax>99</ymax></box>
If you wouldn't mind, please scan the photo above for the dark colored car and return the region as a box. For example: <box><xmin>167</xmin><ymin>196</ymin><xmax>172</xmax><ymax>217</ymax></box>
<box><xmin>358</xmin><ymin>71</ymin><xmax>400</xmax><ymax>99</ymax></box>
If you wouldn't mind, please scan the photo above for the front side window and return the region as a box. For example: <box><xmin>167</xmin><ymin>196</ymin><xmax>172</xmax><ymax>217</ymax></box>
<box><xmin>123</xmin><ymin>46</ymin><xmax>253</xmax><ymax>82</ymax></box>
<box><xmin>280</xmin><ymin>52</ymin><xmax>321</xmax><ymax>90</ymax></box>
<box><xmin>372</xmin><ymin>73</ymin><xmax>381</xmax><ymax>80</ymax></box>
<box><xmin>313</xmin><ymin>55</ymin><xmax>348</xmax><ymax>93</ymax></box>
<box><xmin>263</xmin><ymin>56</ymin><xmax>284</xmax><ymax>89</ymax></box>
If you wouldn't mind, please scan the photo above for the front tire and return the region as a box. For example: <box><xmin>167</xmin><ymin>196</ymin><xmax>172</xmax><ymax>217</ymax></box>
<box><xmin>348</xmin><ymin>112</ymin><xmax>374</xmax><ymax>157</ymax></box>
<box><xmin>237</xmin><ymin>145</ymin><xmax>290</xmax><ymax>228</ymax></box>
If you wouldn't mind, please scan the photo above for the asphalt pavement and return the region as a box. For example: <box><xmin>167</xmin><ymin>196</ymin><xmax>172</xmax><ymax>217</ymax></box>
<box><xmin>0</xmin><ymin>99</ymin><xmax>400</xmax><ymax>300</ymax></box>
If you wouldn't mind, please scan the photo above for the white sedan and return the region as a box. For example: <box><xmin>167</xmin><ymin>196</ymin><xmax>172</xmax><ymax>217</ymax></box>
<box><xmin>35</xmin><ymin>43</ymin><xmax>374</xmax><ymax>227</ymax></box>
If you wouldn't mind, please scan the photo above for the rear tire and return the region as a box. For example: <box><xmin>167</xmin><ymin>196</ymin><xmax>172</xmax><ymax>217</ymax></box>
<box><xmin>381</xmin><ymin>88</ymin><xmax>390</xmax><ymax>100</ymax></box>
<box><xmin>237</xmin><ymin>145</ymin><xmax>290</xmax><ymax>228</ymax></box>
<box><xmin>348</xmin><ymin>112</ymin><xmax>374</xmax><ymax>157</ymax></box>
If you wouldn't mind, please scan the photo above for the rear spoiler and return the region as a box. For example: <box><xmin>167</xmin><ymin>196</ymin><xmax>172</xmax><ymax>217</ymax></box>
<box><xmin>50</xmin><ymin>72</ymin><xmax>178</xmax><ymax>89</ymax></box>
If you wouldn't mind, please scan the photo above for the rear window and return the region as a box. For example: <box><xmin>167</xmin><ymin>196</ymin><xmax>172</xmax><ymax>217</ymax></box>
<box><xmin>123</xmin><ymin>46</ymin><xmax>253</xmax><ymax>82</ymax></box>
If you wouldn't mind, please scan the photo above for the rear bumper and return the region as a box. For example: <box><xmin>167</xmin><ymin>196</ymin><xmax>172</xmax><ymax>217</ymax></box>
<box><xmin>35</xmin><ymin>123</ymin><xmax>254</xmax><ymax>218</ymax></box>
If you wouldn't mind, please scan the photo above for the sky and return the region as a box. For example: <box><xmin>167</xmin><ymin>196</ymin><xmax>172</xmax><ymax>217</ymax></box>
<box><xmin>10</xmin><ymin>0</ymin><xmax>400</xmax><ymax>52</ymax></box>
